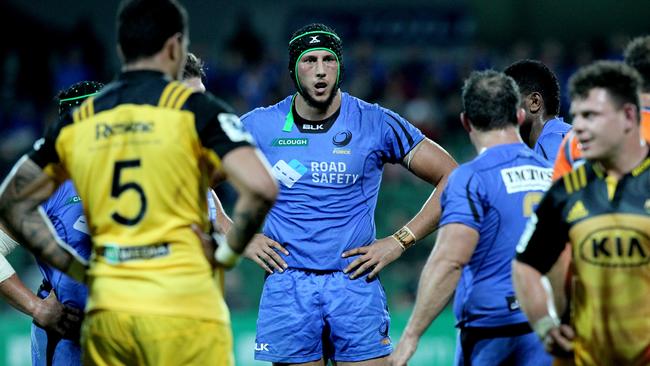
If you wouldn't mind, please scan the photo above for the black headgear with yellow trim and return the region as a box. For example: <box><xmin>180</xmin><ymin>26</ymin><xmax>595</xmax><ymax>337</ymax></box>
<box><xmin>288</xmin><ymin>23</ymin><xmax>344</xmax><ymax>94</ymax></box>
<box><xmin>57</xmin><ymin>81</ymin><xmax>104</xmax><ymax>118</ymax></box>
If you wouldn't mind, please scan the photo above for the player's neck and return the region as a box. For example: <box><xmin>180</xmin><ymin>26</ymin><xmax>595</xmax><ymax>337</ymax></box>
<box><xmin>122</xmin><ymin>58</ymin><xmax>176</xmax><ymax>81</ymax></box>
<box><xmin>295</xmin><ymin>90</ymin><xmax>341</xmax><ymax>121</ymax></box>
<box><xmin>472</xmin><ymin>126</ymin><xmax>523</xmax><ymax>153</ymax></box>
<box><xmin>528</xmin><ymin>115</ymin><xmax>556</xmax><ymax>147</ymax></box>
<box><xmin>598</xmin><ymin>137</ymin><xmax>649</xmax><ymax>179</ymax></box>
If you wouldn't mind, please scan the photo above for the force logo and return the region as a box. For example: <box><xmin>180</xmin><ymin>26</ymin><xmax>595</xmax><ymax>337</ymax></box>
<box><xmin>579</xmin><ymin>227</ymin><xmax>650</xmax><ymax>267</ymax></box>
<box><xmin>332</xmin><ymin>130</ymin><xmax>352</xmax><ymax>147</ymax></box>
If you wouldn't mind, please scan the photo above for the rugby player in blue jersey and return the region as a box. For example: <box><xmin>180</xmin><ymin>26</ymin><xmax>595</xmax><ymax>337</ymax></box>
<box><xmin>236</xmin><ymin>23</ymin><xmax>457</xmax><ymax>365</ymax></box>
<box><xmin>390</xmin><ymin>70</ymin><xmax>552</xmax><ymax>366</ymax></box>
<box><xmin>504</xmin><ymin>59</ymin><xmax>571</xmax><ymax>162</ymax></box>
<box><xmin>0</xmin><ymin>81</ymin><xmax>102</xmax><ymax>366</ymax></box>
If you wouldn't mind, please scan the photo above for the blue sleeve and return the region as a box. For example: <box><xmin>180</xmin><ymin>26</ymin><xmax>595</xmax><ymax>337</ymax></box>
<box><xmin>439</xmin><ymin>166</ymin><xmax>485</xmax><ymax>232</ymax></box>
<box><xmin>240</xmin><ymin>110</ymin><xmax>262</xmax><ymax>144</ymax></box>
<box><xmin>379</xmin><ymin>109</ymin><xmax>425</xmax><ymax>164</ymax></box>
<box><xmin>535</xmin><ymin>133</ymin><xmax>564</xmax><ymax>162</ymax></box>
<box><xmin>41</xmin><ymin>181</ymin><xmax>69</xmax><ymax>217</ymax></box>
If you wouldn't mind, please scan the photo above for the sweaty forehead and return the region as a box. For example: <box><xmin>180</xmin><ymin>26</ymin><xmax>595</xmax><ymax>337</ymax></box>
<box><xmin>571</xmin><ymin>88</ymin><xmax>612</xmax><ymax>110</ymax></box>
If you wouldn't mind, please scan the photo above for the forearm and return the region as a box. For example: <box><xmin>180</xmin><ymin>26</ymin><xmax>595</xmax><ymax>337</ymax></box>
<box><xmin>403</xmin><ymin>174</ymin><xmax>448</xmax><ymax>240</ymax></box>
<box><xmin>512</xmin><ymin>260</ymin><xmax>553</xmax><ymax>324</ymax></box>
<box><xmin>0</xmin><ymin>157</ymin><xmax>75</xmax><ymax>273</ymax></box>
<box><xmin>403</xmin><ymin>256</ymin><xmax>460</xmax><ymax>339</ymax></box>
<box><xmin>210</xmin><ymin>189</ymin><xmax>233</xmax><ymax>233</ymax></box>
<box><xmin>0</xmin><ymin>273</ymin><xmax>39</xmax><ymax>317</ymax></box>
<box><xmin>225</xmin><ymin>192</ymin><xmax>273</xmax><ymax>253</ymax></box>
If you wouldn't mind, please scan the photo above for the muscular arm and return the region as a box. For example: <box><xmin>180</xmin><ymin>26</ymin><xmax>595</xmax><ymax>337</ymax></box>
<box><xmin>401</xmin><ymin>138</ymin><xmax>457</xmax><ymax>239</ymax></box>
<box><xmin>0</xmin><ymin>156</ymin><xmax>86</xmax><ymax>281</ymax></box>
<box><xmin>403</xmin><ymin>223</ymin><xmax>477</xmax><ymax>339</ymax></box>
<box><xmin>220</xmin><ymin>147</ymin><xmax>277</xmax><ymax>255</ymax></box>
<box><xmin>391</xmin><ymin>223</ymin><xmax>477</xmax><ymax>365</ymax></box>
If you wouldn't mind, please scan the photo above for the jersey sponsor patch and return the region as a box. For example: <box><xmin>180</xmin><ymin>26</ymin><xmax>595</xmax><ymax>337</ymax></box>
<box><xmin>272</xmin><ymin>159</ymin><xmax>308</xmax><ymax>188</ymax></box>
<box><xmin>98</xmin><ymin>243</ymin><xmax>170</xmax><ymax>264</ymax></box>
<box><xmin>271</xmin><ymin>138</ymin><xmax>309</xmax><ymax>147</ymax></box>
<box><xmin>500</xmin><ymin>165</ymin><xmax>552</xmax><ymax>194</ymax></box>
<box><xmin>310</xmin><ymin>161</ymin><xmax>359</xmax><ymax>185</ymax></box>
<box><xmin>72</xmin><ymin>215</ymin><xmax>90</xmax><ymax>235</ymax></box>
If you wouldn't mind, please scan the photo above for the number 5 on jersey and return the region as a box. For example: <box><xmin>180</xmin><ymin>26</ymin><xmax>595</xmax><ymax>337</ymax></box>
<box><xmin>111</xmin><ymin>159</ymin><xmax>147</xmax><ymax>226</ymax></box>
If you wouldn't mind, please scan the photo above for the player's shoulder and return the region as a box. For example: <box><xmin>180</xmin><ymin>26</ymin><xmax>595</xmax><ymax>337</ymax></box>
<box><xmin>185</xmin><ymin>90</ymin><xmax>236</xmax><ymax>116</ymax></box>
<box><xmin>240</xmin><ymin>95</ymin><xmax>293</xmax><ymax>128</ymax></box>
<box><xmin>551</xmin><ymin>161</ymin><xmax>593</xmax><ymax>198</ymax></box>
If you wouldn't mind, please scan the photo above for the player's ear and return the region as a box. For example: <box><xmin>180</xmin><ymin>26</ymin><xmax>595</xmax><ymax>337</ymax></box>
<box><xmin>622</xmin><ymin>103</ymin><xmax>639</xmax><ymax>132</ymax></box>
<box><xmin>460</xmin><ymin>112</ymin><xmax>472</xmax><ymax>133</ymax></box>
<box><xmin>527</xmin><ymin>92</ymin><xmax>542</xmax><ymax>114</ymax></box>
<box><xmin>516</xmin><ymin>108</ymin><xmax>526</xmax><ymax>126</ymax></box>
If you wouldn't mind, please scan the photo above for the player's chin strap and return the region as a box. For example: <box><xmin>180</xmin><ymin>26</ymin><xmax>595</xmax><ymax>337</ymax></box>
<box><xmin>212</xmin><ymin>233</ymin><xmax>241</xmax><ymax>269</ymax></box>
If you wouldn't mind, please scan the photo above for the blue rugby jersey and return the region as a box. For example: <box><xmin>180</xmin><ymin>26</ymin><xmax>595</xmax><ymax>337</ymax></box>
<box><xmin>242</xmin><ymin>93</ymin><xmax>424</xmax><ymax>270</ymax></box>
<box><xmin>38</xmin><ymin>180</ymin><xmax>91</xmax><ymax>309</ymax></box>
<box><xmin>439</xmin><ymin>143</ymin><xmax>552</xmax><ymax>328</ymax></box>
<box><xmin>534</xmin><ymin>117</ymin><xmax>571</xmax><ymax>162</ymax></box>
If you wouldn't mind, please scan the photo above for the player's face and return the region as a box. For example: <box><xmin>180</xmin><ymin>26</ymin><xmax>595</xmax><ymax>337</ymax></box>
<box><xmin>297</xmin><ymin>50</ymin><xmax>338</xmax><ymax>109</ymax></box>
<box><xmin>570</xmin><ymin>88</ymin><xmax>629</xmax><ymax>161</ymax></box>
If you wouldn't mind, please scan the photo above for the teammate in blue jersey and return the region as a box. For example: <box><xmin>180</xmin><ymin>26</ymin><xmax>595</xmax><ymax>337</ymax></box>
<box><xmin>0</xmin><ymin>80</ymin><xmax>102</xmax><ymax>366</ymax></box>
<box><xmin>237</xmin><ymin>23</ymin><xmax>457</xmax><ymax>365</ymax></box>
<box><xmin>390</xmin><ymin>70</ymin><xmax>552</xmax><ymax>366</ymax></box>
<box><xmin>31</xmin><ymin>81</ymin><xmax>103</xmax><ymax>366</ymax></box>
<box><xmin>504</xmin><ymin>59</ymin><xmax>571</xmax><ymax>162</ymax></box>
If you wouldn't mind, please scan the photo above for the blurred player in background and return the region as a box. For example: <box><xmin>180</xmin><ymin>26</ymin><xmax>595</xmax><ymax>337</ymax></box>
<box><xmin>0</xmin><ymin>0</ymin><xmax>277</xmax><ymax>364</ymax></box>
<box><xmin>390</xmin><ymin>70</ymin><xmax>552</xmax><ymax>366</ymax></box>
<box><xmin>514</xmin><ymin>61</ymin><xmax>650</xmax><ymax>365</ymax></box>
<box><xmin>504</xmin><ymin>59</ymin><xmax>571</xmax><ymax>162</ymax></box>
<box><xmin>239</xmin><ymin>22</ymin><xmax>457</xmax><ymax>365</ymax></box>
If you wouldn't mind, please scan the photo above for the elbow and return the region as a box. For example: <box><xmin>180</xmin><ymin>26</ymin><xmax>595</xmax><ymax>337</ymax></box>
<box><xmin>244</xmin><ymin>173</ymin><xmax>278</xmax><ymax>207</ymax></box>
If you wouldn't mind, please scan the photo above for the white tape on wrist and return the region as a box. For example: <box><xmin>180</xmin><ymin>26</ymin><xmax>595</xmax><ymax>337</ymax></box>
<box><xmin>0</xmin><ymin>253</ymin><xmax>16</xmax><ymax>283</ymax></box>
<box><xmin>533</xmin><ymin>315</ymin><xmax>559</xmax><ymax>339</ymax></box>
<box><xmin>0</xmin><ymin>230</ymin><xmax>20</xmax><ymax>256</ymax></box>
<box><xmin>213</xmin><ymin>234</ymin><xmax>241</xmax><ymax>268</ymax></box>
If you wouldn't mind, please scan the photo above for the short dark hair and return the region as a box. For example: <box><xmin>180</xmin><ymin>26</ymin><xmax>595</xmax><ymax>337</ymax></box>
<box><xmin>624</xmin><ymin>36</ymin><xmax>650</xmax><ymax>92</ymax></box>
<box><xmin>504</xmin><ymin>59</ymin><xmax>561</xmax><ymax>115</ymax></box>
<box><xmin>57</xmin><ymin>81</ymin><xmax>104</xmax><ymax>118</ymax></box>
<box><xmin>183</xmin><ymin>52</ymin><xmax>205</xmax><ymax>80</ymax></box>
<box><xmin>462</xmin><ymin>70</ymin><xmax>521</xmax><ymax>131</ymax></box>
<box><xmin>568</xmin><ymin>61</ymin><xmax>642</xmax><ymax>111</ymax></box>
<box><xmin>117</xmin><ymin>0</ymin><xmax>187</xmax><ymax>63</ymax></box>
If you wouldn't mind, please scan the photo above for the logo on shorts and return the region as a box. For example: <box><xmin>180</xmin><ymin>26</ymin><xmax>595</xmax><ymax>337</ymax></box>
<box><xmin>379</xmin><ymin>319</ymin><xmax>391</xmax><ymax>345</ymax></box>
<box><xmin>255</xmin><ymin>343</ymin><xmax>269</xmax><ymax>352</ymax></box>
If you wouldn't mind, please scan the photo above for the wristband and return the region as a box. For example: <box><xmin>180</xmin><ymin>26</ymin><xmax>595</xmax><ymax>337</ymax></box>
<box><xmin>533</xmin><ymin>315</ymin><xmax>559</xmax><ymax>339</ymax></box>
<box><xmin>0</xmin><ymin>253</ymin><xmax>16</xmax><ymax>282</ymax></box>
<box><xmin>392</xmin><ymin>226</ymin><xmax>417</xmax><ymax>250</ymax></box>
<box><xmin>213</xmin><ymin>233</ymin><xmax>241</xmax><ymax>268</ymax></box>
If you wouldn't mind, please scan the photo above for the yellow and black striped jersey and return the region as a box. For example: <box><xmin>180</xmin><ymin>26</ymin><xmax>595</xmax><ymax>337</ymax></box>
<box><xmin>517</xmin><ymin>152</ymin><xmax>650</xmax><ymax>365</ymax></box>
<box><xmin>29</xmin><ymin>70</ymin><xmax>252</xmax><ymax>323</ymax></box>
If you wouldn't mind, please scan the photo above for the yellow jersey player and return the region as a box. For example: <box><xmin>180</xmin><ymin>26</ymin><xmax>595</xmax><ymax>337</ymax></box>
<box><xmin>513</xmin><ymin>61</ymin><xmax>650</xmax><ymax>365</ymax></box>
<box><xmin>0</xmin><ymin>0</ymin><xmax>277</xmax><ymax>365</ymax></box>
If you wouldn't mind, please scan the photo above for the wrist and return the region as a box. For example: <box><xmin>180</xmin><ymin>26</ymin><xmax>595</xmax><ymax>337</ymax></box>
<box><xmin>532</xmin><ymin>315</ymin><xmax>559</xmax><ymax>339</ymax></box>
<box><xmin>392</xmin><ymin>226</ymin><xmax>417</xmax><ymax>251</ymax></box>
<box><xmin>213</xmin><ymin>233</ymin><xmax>241</xmax><ymax>268</ymax></box>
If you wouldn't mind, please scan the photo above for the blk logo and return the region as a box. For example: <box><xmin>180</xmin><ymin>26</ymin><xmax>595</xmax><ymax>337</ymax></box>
<box><xmin>309</xmin><ymin>36</ymin><xmax>320</xmax><ymax>44</ymax></box>
<box><xmin>255</xmin><ymin>343</ymin><xmax>269</xmax><ymax>352</ymax></box>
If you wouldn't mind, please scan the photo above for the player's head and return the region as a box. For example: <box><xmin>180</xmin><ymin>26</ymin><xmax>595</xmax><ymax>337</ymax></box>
<box><xmin>288</xmin><ymin>23</ymin><xmax>343</xmax><ymax>110</ymax></box>
<box><xmin>182</xmin><ymin>52</ymin><xmax>206</xmax><ymax>93</ymax></box>
<box><xmin>117</xmin><ymin>0</ymin><xmax>188</xmax><ymax>80</ymax></box>
<box><xmin>624</xmin><ymin>35</ymin><xmax>650</xmax><ymax>93</ymax></box>
<box><xmin>57</xmin><ymin>81</ymin><xmax>104</xmax><ymax>118</ymax></box>
<box><xmin>568</xmin><ymin>61</ymin><xmax>642</xmax><ymax>161</ymax></box>
<box><xmin>461</xmin><ymin>70</ymin><xmax>523</xmax><ymax>132</ymax></box>
<box><xmin>504</xmin><ymin>59</ymin><xmax>561</xmax><ymax>120</ymax></box>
